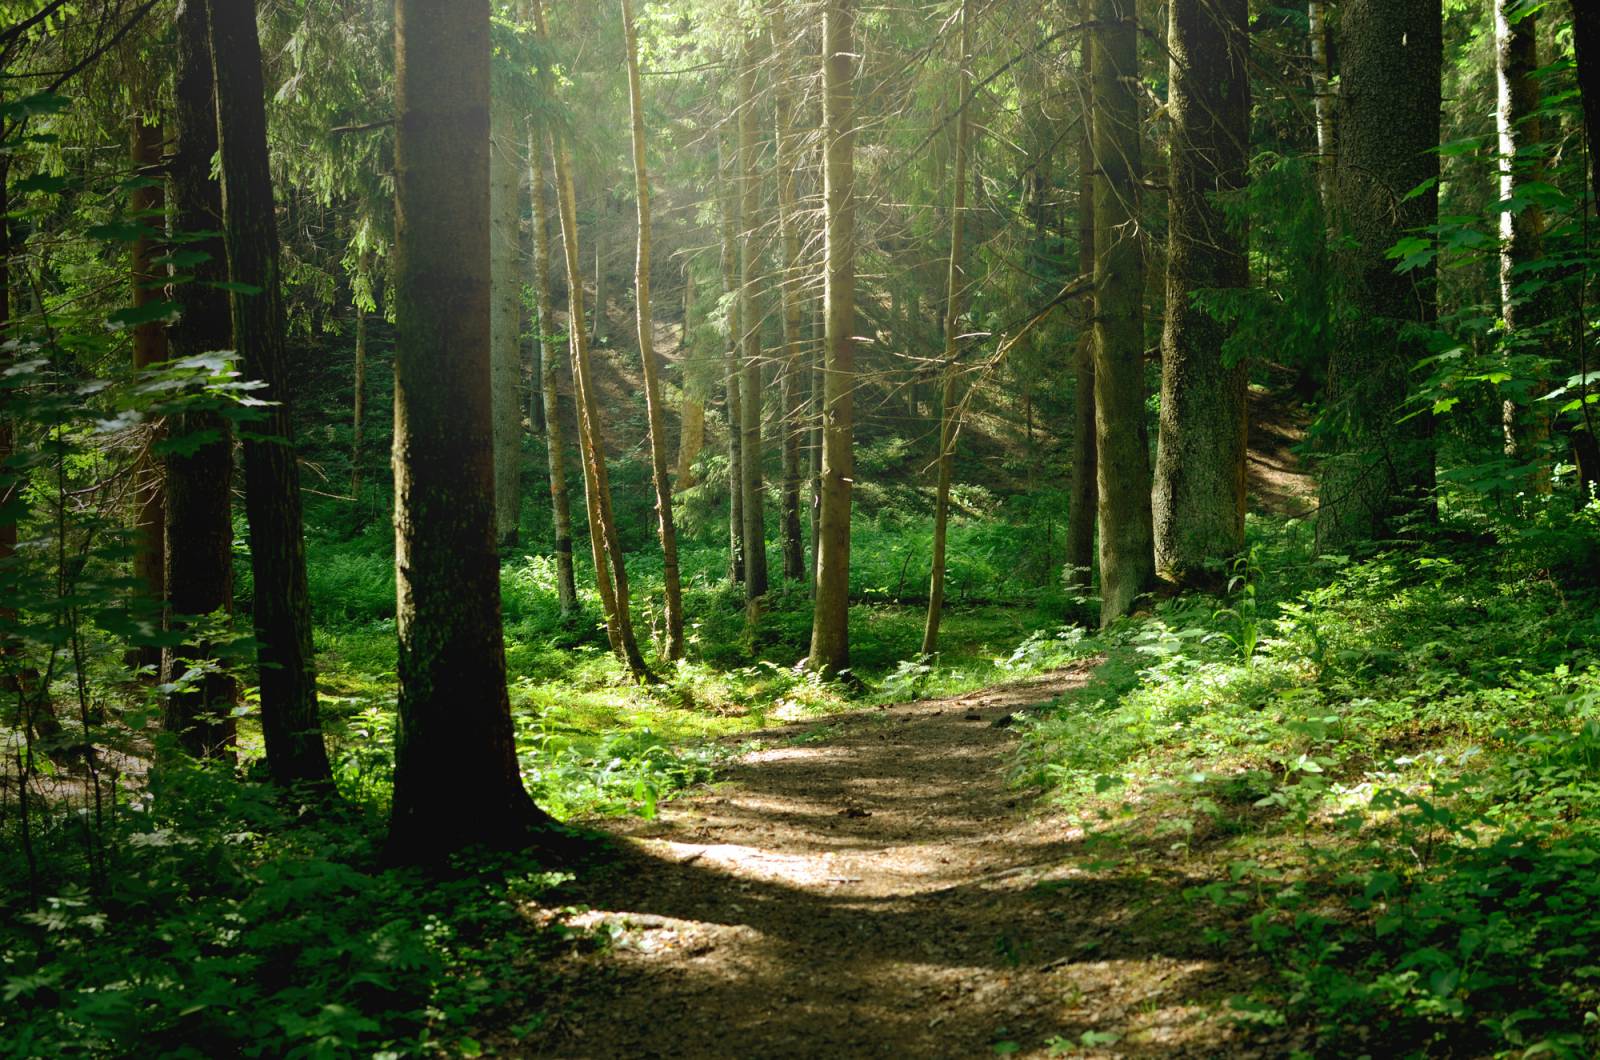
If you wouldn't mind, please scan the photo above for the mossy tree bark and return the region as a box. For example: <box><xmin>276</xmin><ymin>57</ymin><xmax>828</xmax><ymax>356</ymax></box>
<box><xmin>622</xmin><ymin>0</ymin><xmax>684</xmax><ymax>659</ymax></box>
<box><xmin>207</xmin><ymin>0</ymin><xmax>331</xmax><ymax>787</ymax></box>
<box><xmin>491</xmin><ymin>92</ymin><xmax>525</xmax><ymax>546</ymax></box>
<box><xmin>807</xmin><ymin>0</ymin><xmax>857</xmax><ymax>674</ymax></box>
<box><xmin>162</xmin><ymin>0</ymin><xmax>237</xmax><ymax>758</ymax></box>
<box><xmin>1152</xmin><ymin>0</ymin><xmax>1250</xmax><ymax>589</ymax></box>
<box><xmin>1090</xmin><ymin>0</ymin><xmax>1154</xmax><ymax>625</ymax></box>
<box><xmin>921</xmin><ymin>0</ymin><xmax>971</xmax><ymax>657</ymax></box>
<box><xmin>737</xmin><ymin>32</ymin><xmax>769</xmax><ymax>602</ymax></box>
<box><xmin>1316</xmin><ymin>0</ymin><xmax>1440</xmax><ymax>548</ymax></box>
<box><xmin>529</xmin><ymin>131</ymin><xmax>578</xmax><ymax>615</ymax></box>
<box><xmin>386</xmin><ymin>0</ymin><xmax>565</xmax><ymax>863</ymax></box>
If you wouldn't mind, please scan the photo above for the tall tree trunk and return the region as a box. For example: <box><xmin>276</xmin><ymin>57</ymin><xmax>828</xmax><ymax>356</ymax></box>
<box><xmin>1317</xmin><ymin>0</ymin><xmax>1440</xmax><ymax>548</ymax></box>
<box><xmin>810</xmin><ymin>295</ymin><xmax>823</xmax><ymax>591</ymax></box>
<box><xmin>206</xmin><ymin>0</ymin><xmax>331</xmax><ymax>788</ymax></box>
<box><xmin>129</xmin><ymin>114</ymin><xmax>168</xmax><ymax>674</ymax></box>
<box><xmin>387</xmin><ymin>0</ymin><xmax>563</xmax><ymax>863</ymax></box>
<box><xmin>532</xmin><ymin>0</ymin><xmax>650</xmax><ymax>678</ymax></box>
<box><xmin>529</xmin><ymin>129</ymin><xmax>578</xmax><ymax>615</ymax></box>
<box><xmin>351</xmin><ymin>296</ymin><xmax>368</xmax><ymax>497</ymax></box>
<box><xmin>1495</xmin><ymin>0</ymin><xmax>1549</xmax><ymax>489</ymax></box>
<box><xmin>1309</xmin><ymin>1</ymin><xmax>1334</xmax><ymax>203</ymax></box>
<box><xmin>591</xmin><ymin>213</ymin><xmax>606</xmax><ymax>346</ymax></box>
<box><xmin>1090</xmin><ymin>0</ymin><xmax>1154</xmax><ymax>625</ymax></box>
<box><xmin>738</xmin><ymin>33</ymin><xmax>769</xmax><ymax>601</ymax></box>
<box><xmin>921</xmin><ymin>0</ymin><xmax>972</xmax><ymax>657</ymax></box>
<box><xmin>163</xmin><ymin>0</ymin><xmax>238</xmax><ymax>758</ymax></box>
<box><xmin>0</xmin><ymin>137</ymin><xmax>19</xmax><ymax>695</ymax></box>
<box><xmin>808</xmin><ymin>0</ymin><xmax>856</xmax><ymax>674</ymax></box>
<box><xmin>675</xmin><ymin>267</ymin><xmax>706</xmax><ymax>490</ymax></box>
<box><xmin>1569</xmin><ymin>1</ymin><xmax>1600</xmax><ymax>493</ymax></box>
<box><xmin>1065</xmin><ymin>0</ymin><xmax>1097</xmax><ymax>594</ymax></box>
<box><xmin>491</xmin><ymin>93</ymin><xmax>524</xmax><ymax>546</ymax></box>
<box><xmin>622</xmin><ymin>0</ymin><xmax>685</xmax><ymax>660</ymax></box>
<box><xmin>720</xmin><ymin>139</ymin><xmax>746</xmax><ymax>585</ymax></box>
<box><xmin>771</xmin><ymin>4</ymin><xmax>806</xmax><ymax>582</ymax></box>
<box><xmin>1153</xmin><ymin>0</ymin><xmax>1250</xmax><ymax>589</ymax></box>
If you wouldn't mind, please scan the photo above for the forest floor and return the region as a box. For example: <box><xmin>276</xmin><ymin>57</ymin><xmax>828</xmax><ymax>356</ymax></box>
<box><xmin>515</xmin><ymin>665</ymin><xmax>1295</xmax><ymax>1058</ymax></box>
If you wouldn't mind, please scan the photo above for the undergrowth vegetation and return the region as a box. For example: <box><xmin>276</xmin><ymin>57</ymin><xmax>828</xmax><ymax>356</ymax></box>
<box><xmin>1016</xmin><ymin>501</ymin><xmax>1600</xmax><ymax>1056</ymax></box>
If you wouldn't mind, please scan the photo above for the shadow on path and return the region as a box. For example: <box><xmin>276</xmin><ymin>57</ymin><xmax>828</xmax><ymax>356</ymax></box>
<box><xmin>515</xmin><ymin>667</ymin><xmax>1284</xmax><ymax>1058</ymax></box>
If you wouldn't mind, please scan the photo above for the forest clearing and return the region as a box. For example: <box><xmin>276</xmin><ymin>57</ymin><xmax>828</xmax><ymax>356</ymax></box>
<box><xmin>5</xmin><ymin>0</ymin><xmax>1600</xmax><ymax>1056</ymax></box>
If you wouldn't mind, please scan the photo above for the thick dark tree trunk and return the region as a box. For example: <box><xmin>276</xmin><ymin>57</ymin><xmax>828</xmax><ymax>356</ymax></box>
<box><xmin>207</xmin><ymin>0</ymin><xmax>331</xmax><ymax>787</ymax></box>
<box><xmin>1317</xmin><ymin>0</ymin><xmax>1441</xmax><ymax>547</ymax></box>
<box><xmin>1152</xmin><ymin>0</ymin><xmax>1250</xmax><ymax>589</ymax></box>
<box><xmin>163</xmin><ymin>0</ymin><xmax>238</xmax><ymax>758</ymax></box>
<box><xmin>1564</xmin><ymin>2</ymin><xmax>1600</xmax><ymax>496</ymax></box>
<box><xmin>772</xmin><ymin>5</ymin><xmax>807</xmax><ymax>583</ymax></box>
<box><xmin>386</xmin><ymin>0</ymin><xmax>565</xmax><ymax>863</ymax></box>
<box><xmin>491</xmin><ymin>95</ymin><xmax>524</xmax><ymax>547</ymax></box>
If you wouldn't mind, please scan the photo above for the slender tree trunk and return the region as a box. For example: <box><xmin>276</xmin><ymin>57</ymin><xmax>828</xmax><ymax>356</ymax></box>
<box><xmin>1309</xmin><ymin>1</ymin><xmax>1334</xmax><ymax>204</ymax></box>
<box><xmin>675</xmin><ymin>267</ymin><xmax>706</xmax><ymax>491</ymax></box>
<box><xmin>922</xmin><ymin>0</ymin><xmax>971</xmax><ymax>657</ymax></box>
<box><xmin>771</xmin><ymin>4</ymin><xmax>806</xmax><ymax>582</ymax></box>
<box><xmin>738</xmin><ymin>33</ymin><xmax>769</xmax><ymax>601</ymax></box>
<box><xmin>591</xmin><ymin>213</ymin><xmax>606</xmax><ymax>346</ymax></box>
<box><xmin>351</xmin><ymin>298</ymin><xmax>368</xmax><ymax>497</ymax></box>
<box><xmin>0</xmin><ymin>138</ymin><xmax>19</xmax><ymax>694</ymax></box>
<box><xmin>491</xmin><ymin>93</ymin><xmax>524</xmax><ymax>546</ymax></box>
<box><xmin>1569</xmin><ymin>1</ymin><xmax>1600</xmax><ymax>493</ymax></box>
<box><xmin>810</xmin><ymin>296</ymin><xmax>823</xmax><ymax>591</ymax></box>
<box><xmin>532</xmin><ymin>0</ymin><xmax>650</xmax><ymax>678</ymax></box>
<box><xmin>1065</xmin><ymin>4</ymin><xmax>1097</xmax><ymax>594</ymax></box>
<box><xmin>622</xmin><ymin>0</ymin><xmax>685</xmax><ymax>659</ymax></box>
<box><xmin>1091</xmin><ymin>0</ymin><xmax>1154</xmax><ymax>625</ymax></box>
<box><xmin>1495</xmin><ymin>0</ymin><xmax>1549</xmax><ymax>488</ymax></box>
<box><xmin>163</xmin><ymin>0</ymin><xmax>238</xmax><ymax>758</ymax></box>
<box><xmin>206</xmin><ymin>0</ymin><xmax>331</xmax><ymax>787</ymax></box>
<box><xmin>1317</xmin><ymin>0</ymin><xmax>1441</xmax><ymax>548</ymax></box>
<box><xmin>530</xmin><ymin>129</ymin><xmax>578</xmax><ymax>615</ymax></box>
<box><xmin>808</xmin><ymin>0</ymin><xmax>856</xmax><ymax>674</ymax></box>
<box><xmin>1153</xmin><ymin>0</ymin><xmax>1250</xmax><ymax>589</ymax></box>
<box><xmin>129</xmin><ymin>114</ymin><xmax>168</xmax><ymax>673</ymax></box>
<box><xmin>387</xmin><ymin>0</ymin><xmax>564</xmax><ymax>863</ymax></box>
<box><xmin>720</xmin><ymin>131</ymin><xmax>745</xmax><ymax>585</ymax></box>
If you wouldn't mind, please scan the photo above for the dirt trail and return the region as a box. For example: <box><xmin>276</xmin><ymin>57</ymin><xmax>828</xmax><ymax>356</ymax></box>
<box><xmin>520</xmin><ymin>667</ymin><xmax>1275</xmax><ymax>1058</ymax></box>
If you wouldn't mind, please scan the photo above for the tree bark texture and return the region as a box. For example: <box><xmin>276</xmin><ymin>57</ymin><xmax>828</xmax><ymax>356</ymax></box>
<box><xmin>1090</xmin><ymin>0</ymin><xmax>1154</xmax><ymax>625</ymax></box>
<box><xmin>1152</xmin><ymin>0</ymin><xmax>1250</xmax><ymax>589</ymax></box>
<box><xmin>387</xmin><ymin>0</ymin><xmax>563</xmax><ymax>863</ymax></box>
<box><xmin>1569</xmin><ymin>1</ymin><xmax>1600</xmax><ymax>492</ymax></box>
<box><xmin>207</xmin><ymin>0</ymin><xmax>331</xmax><ymax>787</ymax></box>
<box><xmin>1495</xmin><ymin>0</ymin><xmax>1549</xmax><ymax>484</ymax></box>
<box><xmin>491</xmin><ymin>92</ymin><xmax>524</xmax><ymax>546</ymax></box>
<box><xmin>1317</xmin><ymin>0</ymin><xmax>1441</xmax><ymax>547</ymax></box>
<box><xmin>808</xmin><ymin>0</ymin><xmax>856</xmax><ymax>674</ymax></box>
<box><xmin>162</xmin><ymin>0</ymin><xmax>238</xmax><ymax>757</ymax></box>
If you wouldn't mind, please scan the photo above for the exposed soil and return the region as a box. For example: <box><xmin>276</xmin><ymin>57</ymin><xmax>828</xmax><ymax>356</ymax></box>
<box><xmin>518</xmin><ymin>666</ymin><xmax>1286</xmax><ymax>1058</ymax></box>
<box><xmin>1247</xmin><ymin>383</ymin><xmax>1316</xmax><ymax>518</ymax></box>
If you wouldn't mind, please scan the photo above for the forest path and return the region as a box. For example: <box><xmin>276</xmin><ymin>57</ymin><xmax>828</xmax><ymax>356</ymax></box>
<box><xmin>517</xmin><ymin>666</ymin><xmax>1274</xmax><ymax>1058</ymax></box>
